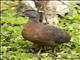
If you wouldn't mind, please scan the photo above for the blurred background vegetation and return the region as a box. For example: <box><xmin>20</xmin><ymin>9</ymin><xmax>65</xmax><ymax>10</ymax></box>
<box><xmin>0</xmin><ymin>1</ymin><xmax>80</xmax><ymax>60</ymax></box>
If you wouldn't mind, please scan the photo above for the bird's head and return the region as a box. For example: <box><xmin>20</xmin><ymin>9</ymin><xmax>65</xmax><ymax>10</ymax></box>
<box><xmin>22</xmin><ymin>10</ymin><xmax>40</xmax><ymax>19</ymax></box>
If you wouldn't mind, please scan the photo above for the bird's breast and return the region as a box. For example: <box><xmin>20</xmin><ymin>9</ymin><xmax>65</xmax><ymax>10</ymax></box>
<box><xmin>22</xmin><ymin>24</ymin><xmax>42</xmax><ymax>40</ymax></box>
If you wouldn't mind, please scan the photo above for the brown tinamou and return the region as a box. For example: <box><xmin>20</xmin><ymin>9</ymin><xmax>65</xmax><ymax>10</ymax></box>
<box><xmin>22</xmin><ymin>10</ymin><xmax>71</xmax><ymax>46</ymax></box>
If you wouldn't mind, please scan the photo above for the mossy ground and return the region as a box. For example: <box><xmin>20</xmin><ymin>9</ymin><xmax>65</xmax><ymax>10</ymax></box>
<box><xmin>1</xmin><ymin>1</ymin><xmax>80</xmax><ymax>60</ymax></box>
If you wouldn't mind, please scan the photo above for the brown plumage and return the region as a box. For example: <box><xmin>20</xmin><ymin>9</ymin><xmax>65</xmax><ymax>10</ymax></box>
<box><xmin>22</xmin><ymin>10</ymin><xmax>71</xmax><ymax>46</ymax></box>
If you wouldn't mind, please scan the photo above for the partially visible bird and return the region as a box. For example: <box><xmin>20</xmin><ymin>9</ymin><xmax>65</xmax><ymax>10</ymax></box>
<box><xmin>22</xmin><ymin>10</ymin><xmax>71</xmax><ymax>46</ymax></box>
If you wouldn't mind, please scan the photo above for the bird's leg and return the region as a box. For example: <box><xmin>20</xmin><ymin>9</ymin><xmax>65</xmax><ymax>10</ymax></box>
<box><xmin>36</xmin><ymin>46</ymin><xmax>43</xmax><ymax>60</ymax></box>
<box><xmin>37</xmin><ymin>47</ymin><xmax>42</xmax><ymax>56</ymax></box>
<box><xmin>53</xmin><ymin>47</ymin><xmax>57</xmax><ymax>57</ymax></box>
<box><xmin>48</xmin><ymin>47</ymin><xmax>58</xmax><ymax>59</ymax></box>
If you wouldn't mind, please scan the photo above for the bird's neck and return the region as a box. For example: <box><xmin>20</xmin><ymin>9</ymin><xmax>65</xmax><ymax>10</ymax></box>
<box><xmin>28</xmin><ymin>17</ymin><xmax>40</xmax><ymax>24</ymax></box>
<box><xmin>25</xmin><ymin>17</ymin><xmax>39</xmax><ymax>28</ymax></box>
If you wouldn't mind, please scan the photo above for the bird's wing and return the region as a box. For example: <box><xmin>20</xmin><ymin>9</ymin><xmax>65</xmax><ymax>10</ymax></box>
<box><xmin>42</xmin><ymin>25</ymin><xmax>65</xmax><ymax>42</ymax></box>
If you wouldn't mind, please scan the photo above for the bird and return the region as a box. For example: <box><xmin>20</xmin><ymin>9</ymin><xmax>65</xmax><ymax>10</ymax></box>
<box><xmin>22</xmin><ymin>10</ymin><xmax>71</xmax><ymax>47</ymax></box>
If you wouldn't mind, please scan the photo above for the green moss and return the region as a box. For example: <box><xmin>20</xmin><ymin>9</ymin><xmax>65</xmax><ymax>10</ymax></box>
<box><xmin>1</xmin><ymin>1</ymin><xmax>80</xmax><ymax>60</ymax></box>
